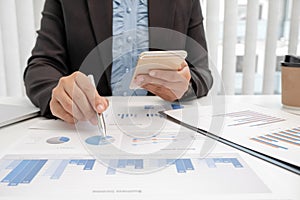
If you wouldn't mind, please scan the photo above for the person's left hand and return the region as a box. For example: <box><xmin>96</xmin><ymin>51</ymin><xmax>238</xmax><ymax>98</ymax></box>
<box><xmin>134</xmin><ymin>61</ymin><xmax>191</xmax><ymax>101</ymax></box>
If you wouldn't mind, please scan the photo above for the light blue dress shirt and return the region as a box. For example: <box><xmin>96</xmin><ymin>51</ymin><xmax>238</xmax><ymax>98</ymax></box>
<box><xmin>111</xmin><ymin>0</ymin><xmax>149</xmax><ymax>96</ymax></box>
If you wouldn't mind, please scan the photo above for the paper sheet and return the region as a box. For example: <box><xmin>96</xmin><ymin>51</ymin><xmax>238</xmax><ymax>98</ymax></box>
<box><xmin>163</xmin><ymin>102</ymin><xmax>300</xmax><ymax>169</ymax></box>
<box><xmin>1</xmin><ymin>99</ymin><xmax>297</xmax><ymax>199</ymax></box>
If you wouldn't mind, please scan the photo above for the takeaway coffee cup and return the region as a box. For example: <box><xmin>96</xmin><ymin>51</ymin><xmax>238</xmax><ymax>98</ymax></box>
<box><xmin>281</xmin><ymin>55</ymin><xmax>300</xmax><ymax>109</ymax></box>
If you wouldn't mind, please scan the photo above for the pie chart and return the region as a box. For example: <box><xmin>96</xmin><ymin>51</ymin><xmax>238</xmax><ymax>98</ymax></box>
<box><xmin>46</xmin><ymin>136</ymin><xmax>70</xmax><ymax>144</ymax></box>
<box><xmin>85</xmin><ymin>135</ymin><xmax>114</xmax><ymax>145</ymax></box>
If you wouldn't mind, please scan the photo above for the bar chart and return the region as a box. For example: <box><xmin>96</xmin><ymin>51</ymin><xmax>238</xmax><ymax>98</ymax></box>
<box><xmin>116</xmin><ymin>103</ymin><xmax>183</xmax><ymax>120</ymax></box>
<box><xmin>0</xmin><ymin>154</ymin><xmax>269</xmax><ymax>196</ymax></box>
<box><xmin>105</xmin><ymin>157</ymin><xmax>244</xmax><ymax>175</ymax></box>
<box><xmin>219</xmin><ymin>110</ymin><xmax>286</xmax><ymax>127</ymax></box>
<box><xmin>144</xmin><ymin>104</ymin><xmax>184</xmax><ymax>110</ymax></box>
<box><xmin>106</xmin><ymin>159</ymin><xmax>144</xmax><ymax>175</ymax></box>
<box><xmin>250</xmin><ymin>127</ymin><xmax>300</xmax><ymax>150</ymax></box>
<box><xmin>203</xmin><ymin>157</ymin><xmax>243</xmax><ymax>168</ymax></box>
<box><xmin>117</xmin><ymin>113</ymin><xmax>164</xmax><ymax>119</ymax></box>
<box><xmin>0</xmin><ymin>158</ymin><xmax>95</xmax><ymax>187</ymax></box>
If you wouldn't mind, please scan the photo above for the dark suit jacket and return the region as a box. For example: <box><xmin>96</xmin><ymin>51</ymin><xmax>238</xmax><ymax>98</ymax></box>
<box><xmin>24</xmin><ymin>0</ymin><xmax>213</xmax><ymax>117</ymax></box>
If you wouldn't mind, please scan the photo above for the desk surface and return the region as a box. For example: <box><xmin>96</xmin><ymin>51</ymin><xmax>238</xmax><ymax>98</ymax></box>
<box><xmin>0</xmin><ymin>95</ymin><xmax>299</xmax><ymax>199</ymax></box>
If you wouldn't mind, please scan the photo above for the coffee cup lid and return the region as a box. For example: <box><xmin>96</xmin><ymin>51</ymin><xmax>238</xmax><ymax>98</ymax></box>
<box><xmin>282</xmin><ymin>55</ymin><xmax>300</xmax><ymax>67</ymax></box>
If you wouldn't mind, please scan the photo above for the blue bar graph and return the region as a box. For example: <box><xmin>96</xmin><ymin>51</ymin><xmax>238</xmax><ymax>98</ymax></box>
<box><xmin>8</xmin><ymin>160</ymin><xmax>39</xmax><ymax>186</ymax></box>
<box><xmin>205</xmin><ymin>158</ymin><xmax>243</xmax><ymax>168</ymax></box>
<box><xmin>175</xmin><ymin>159</ymin><xmax>186</xmax><ymax>173</ymax></box>
<box><xmin>106</xmin><ymin>160</ymin><xmax>118</xmax><ymax>175</ymax></box>
<box><xmin>0</xmin><ymin>158</ymin><xmax>96</xmax><ymax>187</ymax></box>
<box><xmin>205</xmin><ymin>158</ymin><xmax>217</xmax><ymax>168</ymax></box>
<box><xmin>105</xmin><ymin>158</ymin><xmax>195</xmax><ymax>175</ymax></box>
<box><xmin>126</xmin><ymin>159</ymin><xmax>135</xmax><ymax>166</ymax></box>
<box><xmin>182</xmin><ymin>159</ymin><xmax>194</xmax><ymax>170</ymax></box>
<box><xmin>171</xmin><ymin>104</ymin><xmax>184</xmax><ymax>110</ymax></box>
<box><xmin>118</xmin><ymin>113</ymin><xmax>137</xmax><ymax>119</ymax></box>
<box><xmin>5</xmin><ymin>160</ymin><xmax>22</xmax><ymax>170</ymax></box>
<box><xmin>1</xmin><ymin>160</ymin><xmax>31</xmax><ymax>183</ymax></box>
<box><xmin>250</xmin><ymin>127</ymin><xmax>300</xmax><ymax>150</ymax></box>
<box><xmin>117</xmin><ymin>160</ymin><xmax>127</xmax><ymax>168</ymax></box>
<box><xmin>166</xmin><ymin>159</ymin><xmax>194</xmax><ymax>173</ymax></box>
<box><xmin>106</xmin><ymin>159</ymin><xmax>145</xmax><ymax>175</ymax></box>
<box><xmin>77</xmin><ymin>160</ymin><xmax>87</xmax><ymax>166</ymax></box>
<box><xmin>43</xmin><ymin>160</ymin><xmax>62</xmax><ymax>176</ymax></box>
<box><xmin>22</xmin><ymin>160</ymin><xmax>47</xmax><ymax>184</ymax></box>
<box><xmin>69</xmin><ymin>160</ymin><xmax>79</xmax><ymax>165</ymax></box>
<box><xmin>84</xmin><ymin>160</ymin><xmax>96</xmax><ymax>170</ymax></box>
<box><xmin>134</xmin><ymin>160</ymin><xmax>143</xmax><ymax>169</ymax></box>
<box><xmin>50</xmin><ymin>160</ymin><xmax>69</xmax><ymax>179</ymax></box>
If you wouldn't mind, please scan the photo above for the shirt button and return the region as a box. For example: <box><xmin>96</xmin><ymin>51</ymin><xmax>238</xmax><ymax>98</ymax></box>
<box><xmin>127</xmin><ymin>7</ymin><xmax>132</xmax><ymax>13</ymax></box>
<box><xmin>125</xmin><ymin>68</ymin><xmax>129</xmax><ymax>73</ymax></box>
<box><xmin>127</xmin><ymin>36</ymin><xmax>132</xmax><ymax>43</ymax></box>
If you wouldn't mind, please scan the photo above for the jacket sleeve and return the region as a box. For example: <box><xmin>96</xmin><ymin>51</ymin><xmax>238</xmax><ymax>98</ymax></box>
<box><xmin>23</xmin><ymin>0</ymin><xmax>69</xmax><ymax>118</ymax></box>
<box><xmin>182</xmin><ymin>0</ymin><xmax>213</xmax><ymax>100</ymax></box>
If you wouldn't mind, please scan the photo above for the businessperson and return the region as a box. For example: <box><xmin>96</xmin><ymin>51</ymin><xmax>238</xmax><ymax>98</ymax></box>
<box><xmin>24</xmin><ymin>0</ymin><xmax>213</xmax><ymax>124</ymax></box>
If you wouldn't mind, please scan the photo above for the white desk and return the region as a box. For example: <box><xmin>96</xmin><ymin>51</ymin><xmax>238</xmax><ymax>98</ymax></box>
<box><xmin>0</xmin><ymin>95</ymin><xmax>299</xmax><ymax>200</ymax></box>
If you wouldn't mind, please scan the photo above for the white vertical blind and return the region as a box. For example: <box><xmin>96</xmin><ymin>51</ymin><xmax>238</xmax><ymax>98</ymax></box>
<box><xmin>0</xmin><ymin>27</ymin><xmax>7</xmax><ymax>96</ymax></box>
<box><xmin>262</xmin><ymin>0</ymin><xmax>283</xmax><ymax>94</ymax></box>
<box><xmin>288</xmin><ymin>0</ymin><xmax>300</xmax><ymax>55</ymax></box>
<box><xmin>0</xmin><ymin>0</ymin><xmax>43</xmax><ymax>97</ymax></box>
<box><xmin>0</xmin><ymin>0</ymin><xmax>22</xmax><ymax>96</ymax></box>
<box><xmin>15</xmin><ymin>0</ymin><xmax>36</xmax><ymax>78</ymax></box>
<box><xmin>221</xmin><ymin>0</ymin><xmax>238</xmax><ymax>95</ymax></box>
<box><xmin>205</xmin><ymin>0</ymin><xmax>220</xmax><ymax>67</ymax></box>
<box><xmin>242</xmin><ymin>0</ymin><xmax>260</xmax><ymax>95</ymax></box>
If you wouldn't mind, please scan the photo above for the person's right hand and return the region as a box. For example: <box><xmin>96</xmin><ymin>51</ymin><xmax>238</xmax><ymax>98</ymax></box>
<box><xmin>50</xmin><ymin>71</ymin><xmax>109</xmax><ymax>124</ymax></box>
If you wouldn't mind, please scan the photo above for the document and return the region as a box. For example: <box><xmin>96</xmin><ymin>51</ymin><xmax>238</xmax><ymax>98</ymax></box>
<box><xmin>0</xmin><ymin>97</ymin><xmax>296</xmax><ymax>199</ymax></box>
<box><xmin>0</xmin><ymin>153</ymin><xmax>272</xmax><ymax>199</ymax></box>
<box><xmin>162</xmin><ymin>103</ymin><xmax>300</xmax><ymax>175</ymax></box>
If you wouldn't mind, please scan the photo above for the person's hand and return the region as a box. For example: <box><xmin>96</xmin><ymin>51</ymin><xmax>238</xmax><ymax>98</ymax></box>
<box><xmin>134</xmin><ymin>61</ymin><xmax>191</xmax><ymax>101</ymax></box>
<box><xmin>50</xmin><ymin>71</ymin><xmax>109</xmax><ymax>124</ymax></box>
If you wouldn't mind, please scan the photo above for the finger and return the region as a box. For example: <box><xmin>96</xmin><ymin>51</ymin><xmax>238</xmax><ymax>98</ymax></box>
<box><xmin>72</xmin><ymin>83</ymin><xmax>96</xmax><ymax>121</ymax></box>
<box><xmin>141</xmin><ymin>78</ymin><xmax>188</xmax><ymax>100</ymax></box>
<box><xmin>74</xmin><ymin>72</ymin><xmax>96</xmax><ymax>107</ymax></box>
<box><xmin>178</xmin><ymin>65</ymin><xmax>191</xmax><ymax>81</ymax></box>
<box><xmin>55</xmin><ymin>79</ymin><xmax>87</xmax><ymax>121</ymax></box>
<box><xmin>52</xmin><ymin>88</ymin><xmax>78</xmax><ymax>119</ymax></box>
<box><xmin>74</xmin><ymin>73</ymin><xmax>108</xmax><ymax>113</ymax></box>
<box><xmin>135</xmin><ymin>75</ymin><xmax>168</xmax><ymax>88</ymax></box>
<box><xmin>148</xmin><ymin>70</ymin><xmax>183</xmax><ymax>82</ymax></box>
<box><xmin>50</xmin><ymin>98</ymin><xmax>76</xmax><ymax>124</ymax></box>
<box><xmin>143</xmin><ymin>84</ymin><xmax>177</xmax><ymax>102</ymax></box>
<box><xmin>59</xmin><ymin>73</ymin><xmax>94</xmax><ymax>119</ymax></box>
<box><xmin>136</xmin><ymin>75</ymin><xmax>184</xmax><ymax>91</ymax></box>
<box><xmin>180</xmin><ymin>60</ymin><xmax>188</xmax><ymax>70</ymax></box>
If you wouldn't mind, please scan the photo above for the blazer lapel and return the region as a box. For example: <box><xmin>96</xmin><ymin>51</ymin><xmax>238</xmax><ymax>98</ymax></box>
<box><xmin>87</xmin><ymin>0</ymin><xmax>112</xmax><ymax>44</ymax></box>
<box><xmin>87</xmin><ymin>0</ymin><xmax>113</xmax><ymax>87</ymax></box>
<box><xmin>148</xmin><ymin>0</ymin><xmax>177</xmax><ymax>50</ymax></box>
<box><xmin>149</xmin><ymin>0</ymin><xmax>176</xmax><ymax>29</ymax></box>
